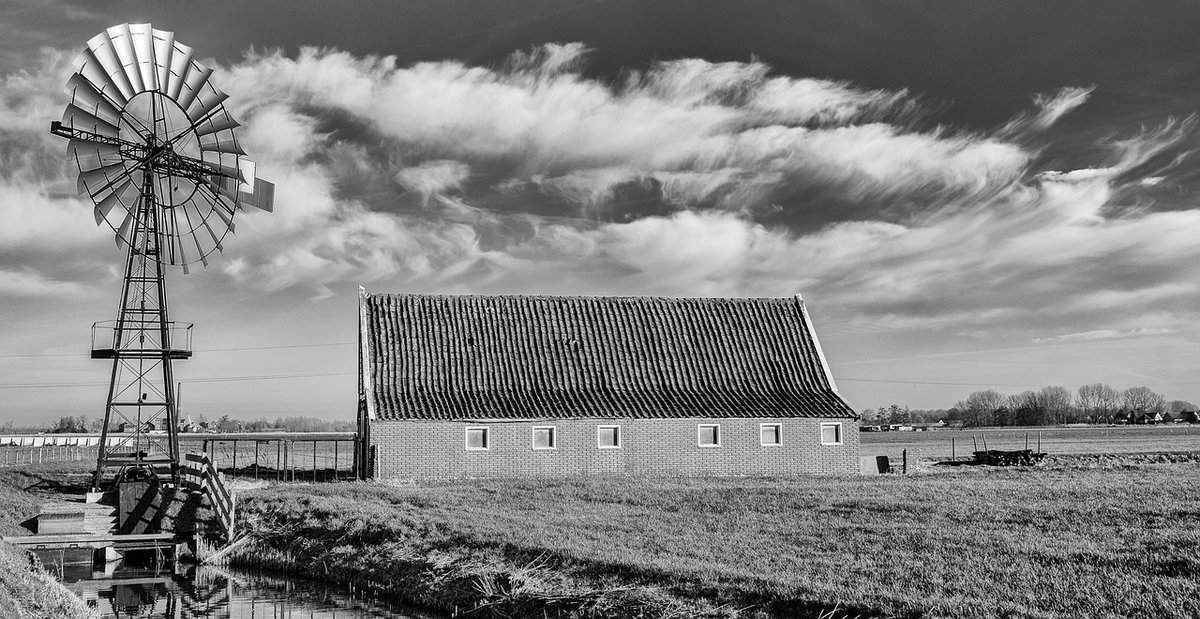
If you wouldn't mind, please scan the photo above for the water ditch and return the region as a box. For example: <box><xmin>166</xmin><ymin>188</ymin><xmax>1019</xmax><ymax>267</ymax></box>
<box><xmin>49</xmin><ymin>550</ymin><xmax>446</xmax><ymax>619</ymax></box>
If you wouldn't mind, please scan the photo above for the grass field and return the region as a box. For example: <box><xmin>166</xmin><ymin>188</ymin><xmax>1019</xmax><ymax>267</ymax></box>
<box><xmin>860</xmin><ymin>424</ymin><xmax>1200</xmax><ymax>459</ymax></box>
<box><xmin>231</xmin><ymin>456</ymin><xmax>1200</xmax><ymax>618</ymax></box>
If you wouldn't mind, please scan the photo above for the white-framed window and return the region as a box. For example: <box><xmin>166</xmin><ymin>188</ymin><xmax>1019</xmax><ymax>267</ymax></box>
<box><xmin>465</xmin><ymin>426</ymin><xmax>489</xmax><ymax>451</ymax></box>
<box><xmin>760</xmin><ymin>423</ymin><xmax>782</xmax><ymax>446</ymax></box>
<box><xmin>532</xmin><ymin>426</ymin><xmax>556</xmax><ymax>450</ymax></box>
<box><xmin>597</xmin><ymin>425</ymin><xmax>621</xmax><ymax>449</ymax></box>
<box><xmin>698</xmin><ymin>424</ymin><xmax>721</xmax><ymax>447</ymax></box>
<box><xmin>820</xmin><ymin>422</ymin><xmax>843</xmax><ymax>445</ymax></box>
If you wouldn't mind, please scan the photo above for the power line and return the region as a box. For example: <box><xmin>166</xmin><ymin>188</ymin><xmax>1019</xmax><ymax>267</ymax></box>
<box><xmin>0</xmin><ymin>371</ymin><xmax>355</xmax><ymax>391</ymax></box>
<box><xmin>0</xmin><ymin>341</ymin><xmax>355</xmax><ymax>359</ymax></box>
<box><xmin>839</xmin><ymin>377</ymin><xmax>1043</xmax><ymax>388</ymax></box>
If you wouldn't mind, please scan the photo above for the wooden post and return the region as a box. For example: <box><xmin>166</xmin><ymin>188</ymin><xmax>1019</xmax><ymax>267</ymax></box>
<box><xmin>1038</xmin><ymin>432</ymin><xmax>1042</xmax><ymax>454</ymax></box>
<box><xmin>951</xmin><ymin>438</ymin><xmax>955</xmax><ymax>461</ymax></box>
<box><xmin>902</xmin><ymin>449</ymin><xmax>908</xmax><ymax>474</ymax></box>
<box><xmin>254</xmin><ymin>441</ymin><xmax>259</xmax><ymax>480</ymax></box>
<box><xmin>232</xmin><ymin>440</ymin><xmax>237</xmax><ymax>473</ymax></box>
<box><xmin>972</xmin><ymin>434</ymin><xmax>978</xmax><ymax>452</ymax></box>
<box><xmin>334</xmin><ymin>441</ymin><xmax>339</xmax><ymax>480</ymax></box>
<box><xmin>313</xmin><ymin>440</ymin><xmax>317</xmax><ymax>482</ymax></box>
<box><xmin>1025</xmin><ymin>433</ymin><xmax>1029</xmax><ymax>451</ymax></box>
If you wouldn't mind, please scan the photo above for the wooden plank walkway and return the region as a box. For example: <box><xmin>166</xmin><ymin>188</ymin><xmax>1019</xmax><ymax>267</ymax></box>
<box><xmin>2</xmin><ymin>532</ymin><xmax>174</xmax><ymax>547</ymax></box>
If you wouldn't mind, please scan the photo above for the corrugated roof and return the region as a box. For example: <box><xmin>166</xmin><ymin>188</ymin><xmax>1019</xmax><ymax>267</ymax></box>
<box><xmin>361</xmin><ymin>294</ymin><xmax>855</xmax><ymax>420</ymax></box>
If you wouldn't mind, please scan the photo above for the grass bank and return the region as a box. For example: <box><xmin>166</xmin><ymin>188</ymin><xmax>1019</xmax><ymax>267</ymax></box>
<box><xmin>0</xmin><ymin>463</ymin><xmax>97</xmax><ymax>619</ymax></box>
<box><xmin>232</xmin><ymin>458</ymin><xmax>1200</xmax><ymax>618</ymax></box>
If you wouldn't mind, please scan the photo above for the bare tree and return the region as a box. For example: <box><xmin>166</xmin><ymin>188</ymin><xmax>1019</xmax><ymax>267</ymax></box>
<box><xmin>1122</xmin><ymin>386</ymin><xmax>1166</xmax><ymax>415</ymax></box>
<box><xmin>1077</xmin><ymin>383</ymin><xmax>1121</xmax><ymax>423</ymax></box>
<box><xmin>1037</xmin><ymin>386</ymin><xmax>1073</xmax><ymax>424</ymax></box>
<box><xmin>1007</xmin><ymin>391</ymin><xmax>1043</xmax><ymax>425</ymax></box>
<box><xmin>956</xmin><ymin>390</ymin><xmax>1005</xmax><ymax>427</ymax></box>
<box><xmin>1168</xmin><ymin>400</ymin><xmax>1198</xmax><ymax>414</ymax></box>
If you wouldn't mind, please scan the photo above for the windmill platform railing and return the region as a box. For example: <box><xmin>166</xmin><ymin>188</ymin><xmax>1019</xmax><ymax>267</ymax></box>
<box><xmin>180</xmin><ymin>452</ymin><xmax>235</xmax><ymax>542</ymax></box>
<box><xmin>90</xmin><ymin>320</ymin><xmax>193</xmax><ymax>360</ymax></box>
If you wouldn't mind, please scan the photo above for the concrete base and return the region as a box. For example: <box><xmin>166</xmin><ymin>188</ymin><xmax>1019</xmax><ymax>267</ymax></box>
<box><xmin>85</xmin><ymin>491</ymin><xmax>105</xmax><ymax>504</ymax></box>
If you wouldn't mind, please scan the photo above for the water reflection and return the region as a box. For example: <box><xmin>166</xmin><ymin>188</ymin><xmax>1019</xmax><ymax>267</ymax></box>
<box><xmin>62</xmin><ymin>557</ymin><xmax>442</xmax><ymax>619</ymax></box>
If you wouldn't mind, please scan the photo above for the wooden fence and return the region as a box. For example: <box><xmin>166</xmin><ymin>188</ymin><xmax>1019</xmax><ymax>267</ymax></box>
<box><xmin>180</xmin><ymin>452</ymin><xmax>234</xmax><ymax>540</ymax></box>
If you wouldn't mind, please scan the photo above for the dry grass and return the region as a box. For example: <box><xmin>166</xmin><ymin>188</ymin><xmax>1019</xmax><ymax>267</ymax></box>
<box><xmin>0</xmin><ymin>542</ymin><xmax>97</xmax><ymax>619</ymax></box>
<box><xmin>231</xmin><ymin>458</ymin><xmax>1200</xmax><ymax>618</ymax></box>
<box><xmin>0</xmin><ymin>464</ymin><xmax>98</xmax><ymax>619</ymax></box>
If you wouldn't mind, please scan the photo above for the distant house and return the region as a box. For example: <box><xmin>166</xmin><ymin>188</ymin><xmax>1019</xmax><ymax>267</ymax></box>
<box><xmin>118</xmin><ymin>421</ymin><xmax>155</xmax><ymax>433</ymax></box>
<box><xmin>355</xmin><ymin>292</ymin><xmax>859</xmax><ymax>479</ymax></box>
<box><xmin>1137</xmin><ymin>412</ymin><xmax>1165</xmax><ymax>425</ymax></box>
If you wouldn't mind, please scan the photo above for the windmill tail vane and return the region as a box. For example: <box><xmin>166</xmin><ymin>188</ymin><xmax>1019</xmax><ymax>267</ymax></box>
<box><xmin>50</xmin><ymin>23</ymin><xmax>274</xmax><ymax>489</ymax></box>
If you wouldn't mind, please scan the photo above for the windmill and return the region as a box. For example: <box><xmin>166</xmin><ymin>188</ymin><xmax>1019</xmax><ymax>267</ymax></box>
<box><xmin>50</xmin><ymin>24</ymin><xmax>274</xmax><ymax>490</ymax></box>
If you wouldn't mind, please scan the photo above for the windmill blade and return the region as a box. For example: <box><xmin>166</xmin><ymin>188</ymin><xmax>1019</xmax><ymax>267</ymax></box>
<box><xmin>85</xmin><ymin>168</ymin><xmax>143</xmax><ymax>207</ymax></box>
<box><xmin>68</xmin><ymin>139</ymin><xmax>122</xmax><ymax>172</ymax></box>
<box><xmin>207</xmin><ymin>174</ymin><xmax>238</xmax><ymax>202</ymax></box>
<box><xmin>106</xmin><ymin>24</ymin><xmax>144</xmax><ymax>94</ymax></box>
<box><xmin>179</xmin><ymin>203</ymin><xmax>210</xmax><ymax>269</ymax></box>
<box><xmin>152</xmin><ymin>28</ymin><xmax>174</xmax><ymax>89</ymax></box>
<box><xmin>165</xmin><ymin>42</ymin><xmax>194</xmax><ymax>100</ymax></box>
<box><xmin>65</xmin><ymin>74</ymin><xmax>123</xmax><ymax>125</ymax></box>
<box><xmin>198</xmin><ymin>136</ymin><xmax>246</xmax><ymax>156</ymax></box>
<box><xmin>177</xmin><ymin>62</ymin><xmax>213</xmax><ymax>111</ymax></box>
<box><xmin>199</xmin><ymin>183</ymin><xmax>237</xmax><ymax>233</ymax></box>
<box><xmin>114</xmin><ymin>207</ymin><xmax>136</xmax><ymax>248</ymax></box>
<box><xmin>93</xmin><ymin>179</ymin><xmax>137</xmax><ymax>225</ymax></box>
<box><xmin>62</xmin><ymin>103</ymin><xmax>120</xmax><ymax>137</ymax></box>
<box><xmin>78</xmin><ymin>162</ymin><xmax>131</xmax><ymax>195</ymax></box>
<box><xmin>175</xmin><ymin>212</ymin><xmax>190</xmax><ymax>268</ymax></box>
<box><xmin>211</xmin><ymin>163</ymin><xmax>245</xmax><ymax>183</ymax></box>
<box><xmin>84</xmin><ymin>33</ymin><xmax>135</xmax><ymax>102</ymax></box>
<box><xmin>208</xmin><ymin>175</ymin><xmax>236</xmax><ymax>201</ymax></box>
<box><xmin>129</xmin><ymin>23</ymin><xmax>158</xmax><ymax>93</ymax></box>
<box><xmin>199</xmin><ymin>208</ymin><xmax>225</xmax><ymax>252</ymax></box>
<box><xmin>77</xmin><ymin>53</ymin><xmax>129</xmax><ymax>106</ymax></box>
<box><xmin>186</xmin><ymin>87</ymin><xmax>229</xmax><ymax>123</ymax></box>
<box><xmin>195</xmin><ymin>113</ymin><xmax>240</xmax><ymax>138</ymax></box>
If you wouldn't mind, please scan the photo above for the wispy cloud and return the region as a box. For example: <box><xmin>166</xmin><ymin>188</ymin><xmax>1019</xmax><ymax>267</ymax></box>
<box><xmin>1032</xmin><ymin>328</ymin><xmax>1175</xmax><ymax>345</ymax></box>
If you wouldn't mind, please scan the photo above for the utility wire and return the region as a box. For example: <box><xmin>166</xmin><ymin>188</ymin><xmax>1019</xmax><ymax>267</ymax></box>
<box><xmin>0</xmin><ymin>371</ymin><xmax>355</xmax><ymax>391</ymax></box>
<box><xmin>0</xmin><ymin>341</ymin><xmax>356</xmax><ymax>359</ymax></box>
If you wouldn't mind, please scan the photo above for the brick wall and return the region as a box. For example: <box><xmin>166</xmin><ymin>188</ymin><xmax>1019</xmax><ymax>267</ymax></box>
<box><xmin>368</xmin><ymin>417</ymin><xmax>860</xmax><ymax>479</ymax></box>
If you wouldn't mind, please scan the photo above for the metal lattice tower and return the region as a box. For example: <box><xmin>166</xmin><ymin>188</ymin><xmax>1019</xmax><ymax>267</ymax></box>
<box><xmin>51</xmin><ymin>23</ymin><xmax>274</xmax><ymax>490</ymax></box>
<box><xmin>89</xmin><ymin>170</ymin><xmax>188</xmax><ymax>488</ymax></box>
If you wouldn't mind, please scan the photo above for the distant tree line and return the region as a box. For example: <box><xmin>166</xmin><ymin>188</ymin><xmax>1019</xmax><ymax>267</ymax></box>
<box><xmin>40</xmin><ymin>414</ymin><xmax>354</xmax><ymax>434</ymax></box>
<box><xmin>862</xmin><ymin>384</ymin><xmax>1197</xmax><ymax>428</ymax></box>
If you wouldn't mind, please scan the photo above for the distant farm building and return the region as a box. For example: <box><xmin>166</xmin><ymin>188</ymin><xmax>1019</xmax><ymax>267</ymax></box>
<box><xmin>354</xmin><ymin>292</ymin><xmax>859</xmax><ymax>478</ymax></box>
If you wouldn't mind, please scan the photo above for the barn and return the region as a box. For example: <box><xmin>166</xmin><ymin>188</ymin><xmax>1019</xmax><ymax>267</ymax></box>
<box><xmin>354</xmin><ymin>291</ymin><xmax>859</xmax><ymax>478</ymax></box>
